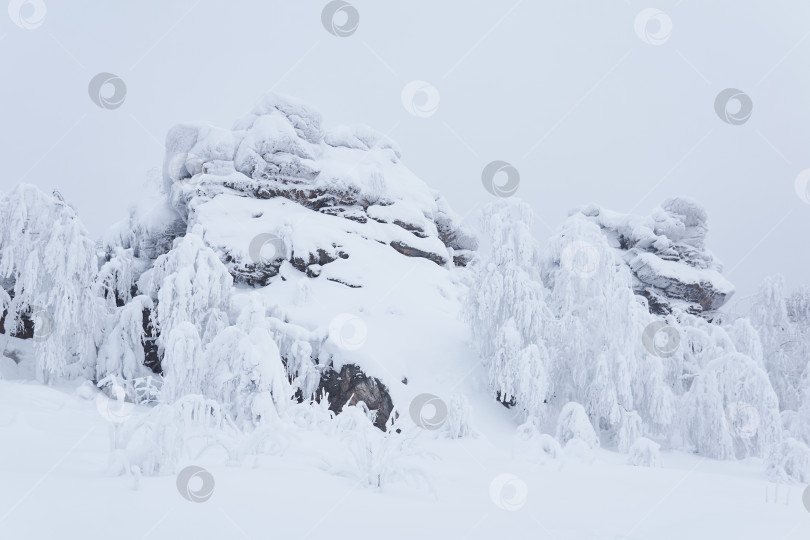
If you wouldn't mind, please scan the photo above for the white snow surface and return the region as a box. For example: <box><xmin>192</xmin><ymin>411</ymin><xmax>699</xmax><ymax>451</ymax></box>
<box><xmin>0</xmin><ymin>379</ymin><xmax>808</xmax><ymax>540</ymax></box>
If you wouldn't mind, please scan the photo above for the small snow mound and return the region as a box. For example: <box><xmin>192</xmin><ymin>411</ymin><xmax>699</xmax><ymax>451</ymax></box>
<box><xmin>516</xmin><ymin>420</ymin><xmax>563</xmax><ymax>460</ymax></box>
<box><xmin>628</xmin><ymin>437</ymin><xmax>662</xmax><ymax>467</ymax></box>
<box><xmin>556</xmin><ymin>402</ymin><xmax>599</xmax><ymax>449</ymax></box>
<box><xmin>73</xmin><ymin>380</ymin><xmax>98</xmax><ymax>401</ymax></box>
<box><xmin>564</xmin><ymin>438</ymin><xmax>596</xmax><ymax>461</ymax></box>
<box><xmin>535</xmin><ymin>433</ymin><xmax>563</xmax><ymax>459</ymax></box>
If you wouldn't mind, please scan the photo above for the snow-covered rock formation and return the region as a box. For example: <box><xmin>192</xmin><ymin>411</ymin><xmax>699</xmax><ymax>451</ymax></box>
<box><xmin>95</xmin><ymin>93</ymin><xmax>477</xmax><ymax>434</ymax></box>
<box><xmin>156</xmin><ymin>94</ymin><xmax>476</xmax><ymax>284</ymax></box>
<box><xmin>574</xmin><ymin>198</ymin><xmax>734</xmax><ymax>317</ymax></box>
<box><xmin>1</xmin><ymin>92</ymin><xmax>807</xmax><ymax>483</ymax></box>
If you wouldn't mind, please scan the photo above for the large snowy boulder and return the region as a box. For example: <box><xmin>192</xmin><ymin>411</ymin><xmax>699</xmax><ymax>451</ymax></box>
<box><xmin>571</xmin><ymin>198</ymin><xmax>734</xmax><ymax>317</ymax></box>
<box><xmin>160</xmin><ymin>93</ymin><xmax>476</xmax><ymax>285</ymax></box>
<box><xmin>94</xmin><ymin>93</ymin><xmax>479</xmax><ymax>431</ymax></box>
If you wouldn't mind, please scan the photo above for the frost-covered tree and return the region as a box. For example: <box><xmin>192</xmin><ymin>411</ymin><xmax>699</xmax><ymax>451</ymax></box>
<box><xmin>466</xmin><ymin>203</ymin><xmax>679</xmax><ymax>447</ymax></box>
<box><xmin>160</xmin><ymin>322</ymin><xmax>206</xmax><ymax>403</ymax></box>
<box><xmin>740</xmin><ymin>276</ymin><xmax>810</xmax><ymax>478</ymax></box>
<box><xmin>786</xmin><ymin>287</ymin><xmax>810</xmax><ymax>321</ymax></box>
<box><xmin>285</xmin><ymin>339</ymin><xmax>320</xmax><ymax>401</ymax></box>
<box><xmin>96</xmin><ymin>295</ymin><xmax>154</xmax><ymax>383</ymax></box>
<box><xmin>464</xmin><ymin>200</ymin><xmax>550</xmax><ymax>420</ymax></box>
<box><xmin>465</xmin><ymin>199</ymin><xmax>789</xmax><ymax>464</ymax></box>
<box><xmin>443</xmin><ymin>394</ymin><xmax>474</xmax><ymax>439</ymax></box>
<box><xmin>97</xmin><ymin>247</ymin><xmax>135</xmax><ymax>310</ymax></box>
<box><xmin>541</xmin><ymin>214</ymin><xmax>664</xmax><ymax>438</ymax></box>
<box><xmin>0</xmin><ymin>185</ymin><xmax>101</xmax><ymax>382</ymax></box>
<box><xmin>331</xmin><ymin>404</ymin><xmax>432</xmax><ymax>491</ymax></box>
<box><xmin>749</xmin><ymin>276</ymin><xmax>810</xmax><ymax>412</ymax></box>
<box><xmin>681</xmin><ymin>363</ymin><xmax>735</xmax><ymax>459</ymax></box>
<box><xmin>112</xmin><ymin>395</ymin><xmax>230</xmax><ymax>476</ymax></box>
<box><xmin>142</xmin><ymin>225</ymin><xmax>233</xmax><ymax>354</ymax></box>
<box><xmin>766</xmin><ymin>437</ymin><xmax>810</xmax><ymax>483</ymax></box>
<box><xmin>130</xmin><ymin>226</ymin><xmax>293</xmax><ymax>425</ymax></box>
<box><xmin>204</xmin><ymin>325</ymin><xmax>290</xmax><ymax>426</ymax></box>
<box><xmin>794</xmin><ymin>370</ymin><xmax>810</xmax><ymax>446</ymax></box>
<box><xmin>682</xmin><ymin>353</ymin><xmax>780</xmax><ymax>459</ymax></box>
<box><xmin>616</xmin><ymin>409</ymin><xmax>643</xmax><ymax>453</ymax></box>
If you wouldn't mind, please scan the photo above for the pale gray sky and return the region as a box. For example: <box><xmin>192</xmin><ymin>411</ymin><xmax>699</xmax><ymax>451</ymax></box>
<box><xmin>2</xmin><ymin>0</ymin><xmax>809</xmax><ymax>301</ymax></box>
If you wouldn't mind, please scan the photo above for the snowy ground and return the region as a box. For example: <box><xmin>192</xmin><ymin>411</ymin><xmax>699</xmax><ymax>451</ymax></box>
<box><xmin>1</xmin><ymin>379</ymin><xmax>807</xmax><ymax>540</ymax></box>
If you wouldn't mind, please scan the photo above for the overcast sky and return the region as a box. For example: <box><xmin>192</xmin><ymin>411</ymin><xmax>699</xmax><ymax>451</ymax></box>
<box><xmin>2</xmin><ymin>0</ymin><xmax>809</xmax><ymax>302</ymax></box>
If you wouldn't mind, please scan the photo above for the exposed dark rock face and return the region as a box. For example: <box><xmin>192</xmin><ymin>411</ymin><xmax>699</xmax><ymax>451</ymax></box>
<box><xmin>224</xmin><ymin>243</ymin><xmax>352</xmax><ymax>287</ymax></box>
<box><xmin>219</xmin><ymin>176</ymin><xmax>461</xmax><ymax>273</ymax></box>
<box><xmin>390</xmin><ymin>240</ymin><xmax>448</xmax><ymax>266</ymax></box>
<box><xmin>0</xmin><ymin>289</ymin><xmax>36</xmax><ymax>341</ymax></box>
<box><xmin>224</xmin><ymin>177</ymin><xmax>369</xmax><ymax>213</ymax></box>
<box><xmin>435</xmin><ymin>208</ymin><xmax>478</xmax><ymax>254</ymax></box>
<box><xmin>319</xmin><ymin>207</ymin><xmax>367</xmax><ymax>223</ymax></box>
<box><xmin>141</xmin><ymin>307</ymin><xmax>161</xmax><ymax>375</ymax></box>
<box><xmin>291</xmin><ymin>247</ymin><xmax>347</xmax><ymax>274</ymax></box>
<box><xmin>224</xmin><ymin>252</ymin><xmax>282</xmax><ymax>287</ymax></box>
<box><xmin>318</xmin><ymin>363</ymin><xmax>395</xmax><ymax>430</ymax></box>
<box><xmin>0</xmin><ymin>310</ymin><xmax>34</xmax><ymax>340</ymax></box>
<box><xmin>452</xmin><ymin>250</ymin><xmax>475</xmax><ymax>267</ymax></box>
<box><xmin>325</xmin><ymin>277</ymin><xmax>361</xmax><ymax>288</ymax></box>
<box><xmin>578</xmin><ymin>198</ymin><xmax>734</xmax><ymax>317</ymax></box>
<box><xmin>392</xmin><ymin>220</ymin><xmax>429</xmax><ymax>238</ymax></box>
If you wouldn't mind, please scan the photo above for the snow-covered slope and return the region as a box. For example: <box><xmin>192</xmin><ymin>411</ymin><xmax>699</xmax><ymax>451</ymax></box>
<box><xmin>1</xmin><ymin>379</ymin><xmax>808</xmax><ymax>540</ymax></box>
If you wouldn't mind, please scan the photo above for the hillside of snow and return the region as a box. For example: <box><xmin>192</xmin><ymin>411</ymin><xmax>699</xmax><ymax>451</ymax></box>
<box><xmin>1</xmin><ymin>93</ymin><xmax>810</xmax><ymax>539</ymax></box>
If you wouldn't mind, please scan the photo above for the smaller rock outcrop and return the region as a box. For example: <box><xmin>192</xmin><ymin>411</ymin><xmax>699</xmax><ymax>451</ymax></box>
<box><xmin>318</xmin><ymin>363</ymin><xmax>395</xmax><ymax>430</ymax></box>
<box><xmin>576</xmin><ymin>197</ymin><xmax>734</xmax><ymax>317</ymax></box>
